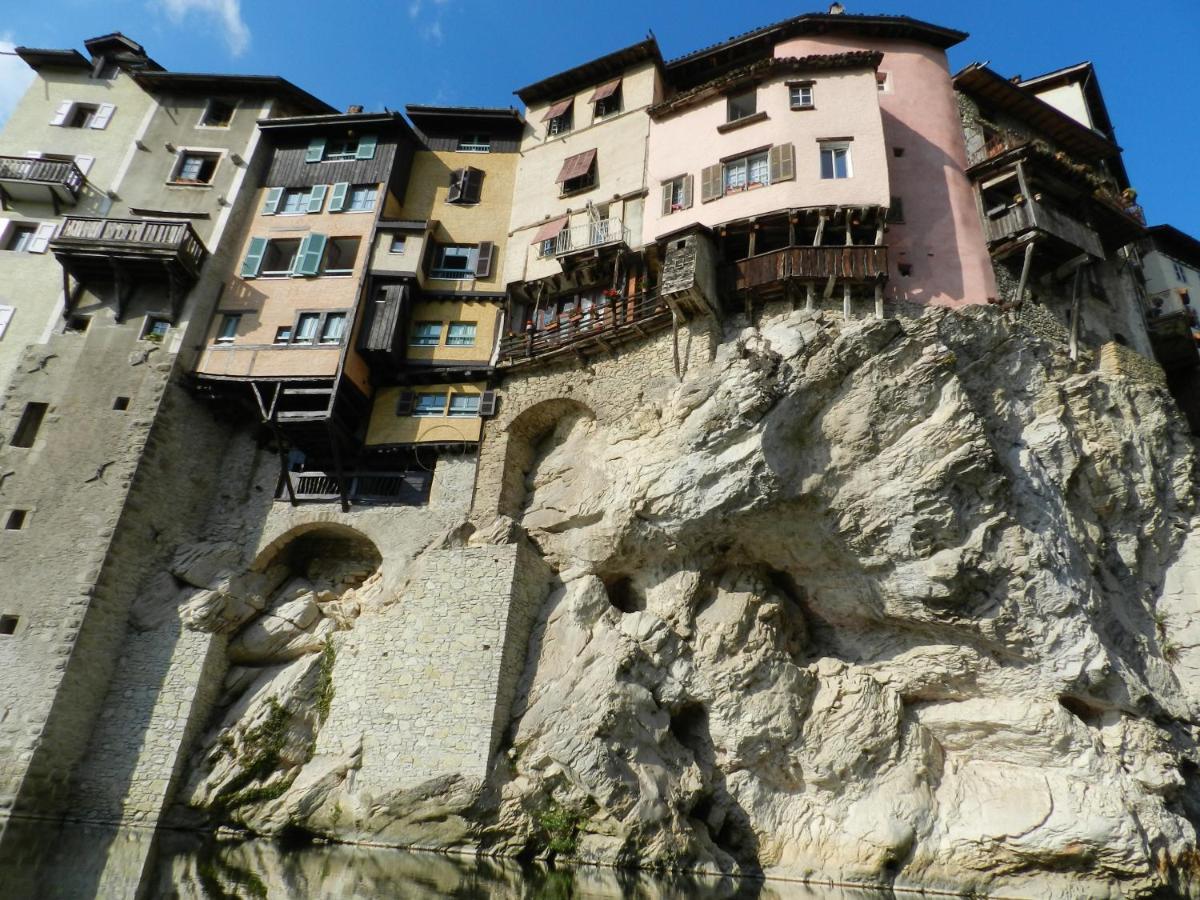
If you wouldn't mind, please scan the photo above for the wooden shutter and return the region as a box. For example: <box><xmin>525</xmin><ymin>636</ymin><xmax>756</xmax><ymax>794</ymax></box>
<box><xmin>73</xmin><ymin>155</ymin><xmax>94</xmax><ymax>177</ymax></box>
<box><xmin>463</xmin><ymin>168</ymin><xmax>483</xmax><ymax>203</ymax></box>
<box><xmin>240</xmin><ymin>237</ymin><xmax>268</xmax><ymax>278</ymax></box>
<box><xmin>355</xmin><ymin>134</ymin><xmax>378</xmax><ymax>160</ymax></box>
<box><xmin>447</xmin><ymin>169</ymin><xmax>465</xmax><ymax>203</ymax></box>
<box><xmin>27</xmin><ymin>223</ymin><xmax>57</xmax><ymax>254</ymax></box>
<box><xmin>50</xmin><ymin>101</ymin><xmax>73</xmax><ymax>126</ymax></box>
<box><xmin>475</xmin><ymin>241</ymin><xmax>495</xmax><ymax>278</ymax></box>
<box><xmin>769</xmin><ymin>143</ymin><xmax>795</xmax><ymax>184</ymax></box>
<box><xmin>328</xmin><ymin>182</ymin><xmax>348</xmax><ymax>213</ymax></box>
<box><xmin>90</xmin><ymin>103</ymin><xmax>115</xmax><ymax>130</ymax></box>
<box><xmin>292</xmin><ymin>234</ymin><xmax>327</xmax><ymax>276</ymax></box>
<box><xmin>395</xmin><ymin>391</ymin><xmax>415</xmax><ymax>415</ymax></box>
<box><xmin>262</xmin><ymin>187</ymin><xmax>284</xmax><ymax>215</ymax></box>
<box><xmin>682</xmin><ymin>174</ymin><xmax>694</xmax><ymax>209</ymax></box>
<box><xmin>0</xmin><ymin>305</ymin><xmax>12</xmax><ymax>341</ymax></box>
<box><xmin>308</xmin><ymin>184</ymin><xmax>328</xmax><ymax>213</ymax></box>
<box><xmin>478</xmin><ymin>390</ymin><xmax>498</xmax><ymax>417</ymax></box>
<box><xmin>661</xmin><ymin>182</ymin><xmax>673</xmax><ymax>217</ymax></box>
<box><xmin>700</xmin><ymin>164</ymin><xmax>722</xmax><ymax>203</ymax></box>
<box><xmin>305</xmin><ymin>137</ymin><xmax>325</xmax><ymax>163</ymax></box>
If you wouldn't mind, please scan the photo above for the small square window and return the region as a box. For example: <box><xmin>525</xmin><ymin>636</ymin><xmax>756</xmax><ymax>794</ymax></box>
<box><xmin>594</xmin><ymin>89</ymin><xmax>622</xmax><ymax>120</ymax></box>
<box><xmin>727</xmin><ymin>90</ymin><xmax>757</xmax><ymax>123</ymax></box>
<box><xmin>66</xmin><ymin>315</ymin><xmax>92</xmax><ymax>334</ymax></box>
<box><xmin>142</xmin><ymin>317</ymin><xmax>169</xmax><ymax>341</ymax></box>
<box><xmin>274</xmin><ymin>326</ymin><xmax>292</xmax><ymax>344</ymax></box>
<box><xmin>294</xmin><ymin>313</ymin><xmax>320</xmax><ymax>344</ymax></box>
<box><xmin>893</xmin><ymin>147</ymin><xmax>905</xmax><ymax>158</ymax></box>
<box><xmin>539</xmin><ymin>238</ymin><xmax>557</xmax><ymax>258</ymax></box>
<box><xmin>261</xmin><ymin>239</ymin><xmax>301</xmax><ymax>277</ymax></box>
<box><xmin>448</xmin><ymin>394</ymin><xmax>480</xmax><ymax>417</ymax></box>
<box><xmin>0</xmin><ymin>615</ymin><xmax>17</xmax><ymax>635</ymax></box>
<box><xmin>412</xmin><ymin>393</ymin><xmax>447</xmax><ymax>417</ymax></box>
<box><xmin>200</xmin><ymin>99</ymin><xmax>235</xmax><ymax>127</ymax></box>
<box><xmin>66</xmin><ymin>104</ymin><xmax>99</xmax><ymax>128</ymax></box>
<box><xmin>789</xmin><ymin>84</ymin><xmax>814</xmax><ymax>110</ymax></box>
<box><xmin>319</xmin><ymin>313</ymin><xmax>347</xmax><ymax>345</ymax></box>
<box><xmin>323</xmin><ymin>138</ymin><xmax>359</xmax><ymax>161</ymax></box>
<box><xmin>548</xmin><ymin>111</ymin><xmax>572</xmax><ymax>137</ymax></box>
<box><xmin>215</xmin><ymin>313</ymin><xmax>241</xmax><ymax>344</ymax></box>
<box><xmin>898</xmin><ymin>262</ymin><xmax>913</xmax><ymax>277</ymax></box>
<box><xmin>877</xmin><ymin>72</ymin><xmax>891</xmax><ymax>93</ymax></box>
<box><xmin>323</xmin><ymin>237</ymin><xmax>360</xmax><ymax>276</ymax></box>
<box><xmin>389</xmin><ymin>235</ymin><xmax>407</xmax><ymax>254</ymax></box>
<box><xmin>5</xmin><ymin>226</ymin><xmax>37</xmax><ymax>253</ymax></box>
<box><xmin>173</xmin><ymin>152</ymin><xmax>220</xmax><ymax>184</ymax></box>
<box><xmin>346</xmin><ymin>185</ymin><xmax>378</xmax><ymax>212</ymax></box>
<box><xmin>446</xmin><ymin>322</ymin><xmax>476</xmax><ymax>347</ymax></box>
<box><xmin>113</xmin><ymin>396</ymin><xmax>130</xmax><ymax>411</ymax></box>
<box><xmin>5</xmin><ymin>509</ymin><xmax>28</xmax><ymax>530</ymax></box>
<box><xmin>411</xmin><ymin>321</ymin><xmax>442</xmax><ymax>346</ymax></box>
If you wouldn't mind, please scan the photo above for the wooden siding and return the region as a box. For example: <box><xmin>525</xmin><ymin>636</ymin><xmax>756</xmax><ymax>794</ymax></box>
<box><xmin>266</xmin><ymin>139</ymin><xmax>400</xmax><ymax>189</ymax></box>
<box><xmin>420</xmin><ymin>135</ymin><xmax>521</xmax><ymax>153</ymax></box>
<box><xmin>359</xmin><ymin>284</ymin><xmax>409</xmax><ymax>356</ymax></box>
<box><xmin>735</xmin><ymin>246</ymin><xmax>889</xmax><ymax>290</ymax></box>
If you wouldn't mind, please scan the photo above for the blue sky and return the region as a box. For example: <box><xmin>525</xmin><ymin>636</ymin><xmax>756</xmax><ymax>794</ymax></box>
<box><xmin>2</xmin><ymin>1</ymin><xmax>1198</xmax><ymax>232</ymax></box>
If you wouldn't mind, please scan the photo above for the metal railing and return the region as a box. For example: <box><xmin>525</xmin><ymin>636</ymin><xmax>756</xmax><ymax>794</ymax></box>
<box><xmin>0</xmin><ymin>155</ymin><xmax>85</xmax><ymax>195</ymax></box>
<box><xmin>281</xmin><ymin>470</ymin><xmax>432</xmax><ymax>504</ymax></box>
<box><xmin>554</xmin><ymin>218</ymin><xmax>629</xmax><ymax>256</ymax></box>
<box><xmin>457</xmin><ymin>142</ymin><xmax>491</xmax><ymax>153</ymax></box>
<box><xmin>54</xmin><ymin>216</ymin><xmax>207</xmax><ymax>271</ymax></box>
<box><xmin>429</xmin><ymin>267</ymin><xmax>475</xmax><ymax>281</ymax></box>
<box><xmin>499</xmin><ymin>290</ymin><xmax>672</xmax><ymax>363</ymax></box>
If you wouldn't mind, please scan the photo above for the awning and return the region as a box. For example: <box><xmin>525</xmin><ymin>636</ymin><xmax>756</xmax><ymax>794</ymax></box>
<box><xmin>589</xmin><ymin>78</ymin><xmax>621</xmax><ymax>102</ymax></box>
<box><xmin>542</xmin><ymin>97</ymin><xmax>573</xmax><ymax>122</ymax></box>
<box><xmin>556</xmin><ymin>148</ymin><xmax>596</xmax><ymax>183</ymax></box>
<box><xmin>532</xmin><ymin>216</ymin><xmax>568</xmax><ymax>244</ymax></box>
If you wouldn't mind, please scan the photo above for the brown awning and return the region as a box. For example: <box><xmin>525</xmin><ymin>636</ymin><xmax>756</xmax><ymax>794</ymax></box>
<box><xmin>556</xmin><ymin>148</ymin><xmax>596</xmax><ymax>183</ymax></box>
<box><xmin>542</xmin><ymin>97</ymin><xmax>573</xmax><ymax>121</ymax></box>
<box><xmin>532</xmin><ymin>216</ymin><xmax>568</xmax><ymax>244</ymax></box>
<box><xmin>589</xmin><ymin>78</ymin><xmax>621</xmax><ymax>102</ymax></box>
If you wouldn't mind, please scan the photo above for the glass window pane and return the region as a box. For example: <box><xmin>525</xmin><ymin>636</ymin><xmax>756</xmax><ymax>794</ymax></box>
<box><xmin>411</xmin><ymin>321</ymin><xmax>442</xmax><ymax>345</ymax></box>
<box><xmin>413</xmin><ymin>393</ymin><xmax>447</xmax><ymax>416</ymax></box>
<box><xmin>446</xmin><ymin>322</ymin><xmax>476</xmax><ymax>346</ymax></box>
<box><xmin>749</xmin><ymin>154</ymin><xmax>769</xmax><ymax>185</ymax></box>
<box><xmin>835</xmin><ymin>148</ymin><xmax>849</xmax><ymax>178</ymax></box>
<box><xmin>295</xmin><ymin>313</ymin><xmax>320</xmax><ymax>342</ymax></box>
<box><xmin>448</xmin><ymin>394</ymin><xmax>480</xmax><ymax>416</ymax></box>
<box><xmin>319</xmin><ymin>313</ymin><xmax>347</xmax><ymax>343</ymax></box>
<box><xmin>820</xmin><ymin>149</ymin><xmax>834</xmax><ymax>180</ymax></box>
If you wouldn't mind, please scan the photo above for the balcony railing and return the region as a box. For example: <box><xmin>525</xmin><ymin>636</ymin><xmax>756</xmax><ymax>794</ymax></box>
<box><xmin>967</xmin><ymin>132</ymin><xmax>1029</xmax><ymax>168</ymax></box>
<box><xmin>554</xmin><ymin>218</ymin><xmax>629</xmax><ymax>256</ymax></box>
<box><xmin>279</xmin><ymin>470</ymin><xmax>432</xmax><ymax>505</ymax></box>
<box><xmin>982</xmin><ymin>199</ymin><xmax>1103</xmax><ymax>258</ymax></box>
<box><xmin>0</xmin><ymin>155</ymin><xmax>85</xmax><ymax>202</ymax></box>
<box><xmin>735</xmin><ymin>245</ymin><xmax>889</xmax><ymax>292</ymax></box>
<box><xmin>499</xmin><ymin>290</ymin><xmax>672</xmax><ymax>365</ymax></box>
<box><xmin>52</xmin><ymin>216</ymin><xmax>207</xmax><ymax>276</ymax></box>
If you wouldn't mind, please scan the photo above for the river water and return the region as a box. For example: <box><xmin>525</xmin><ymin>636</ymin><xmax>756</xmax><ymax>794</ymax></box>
<box><xmin>0</xmin><ymin>819</ymin><xmax>894</xmax><ymax>899</ymax></box>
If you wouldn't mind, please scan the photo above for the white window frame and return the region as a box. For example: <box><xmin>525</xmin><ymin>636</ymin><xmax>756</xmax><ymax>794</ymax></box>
<box><xmin>389</xmin><ymin>234</ymin><xmax>407</xmax><ymax>254</ymax></box>
<box><xmin>196</xmin><ymin>98</ymin><xmax>237</xmax><ymax>129</ymax></box>
<box><xmin>412</xmin><ymin>392</ymin><xmax>448</xmax><ymax>417</ymax></box>
<box><xmin>215</xmin><ymin>313</ymin><xmax>241</xmax><ymax>344</ymax></box>
<box><xmin>323</xmin><ymin>138</ymin><xmax>359</xmax><ymax>162</ymax></box>
<box><xmin>318</xmin><ymin>312</ymin><xmax>348</xmax><ymax>345</ymax></box>
<box><xmin>1173</xmin><ymin>261</ymin><xmax>1188</xmax><ymax>282</ymax></box>
<box><xmin>458</xmin><ymin>134</ymin><xmax>491</xmax><ymax>153</ymax></box>
<box><xmin>789</xmin><ymin>84</ymin><xmax>815</xmax><ymax>110</ymax></box>
<box><xmin>169</xmin><ymin>147</ymin><xmax>224</xmax><ymax>186</ymax></box>
<box><xmin>345</xmin><ymin>184</ymin><xmax>378</xmax><ymax>213</ymax></box>
<box><xmin>447</xmin><ymin>393</ymin><xmax>481</xmax><ymax>417</ymax></box>
<box><xmin>430</xmin><ymin>245</ymin><xmax>479</xmax><ymax>280</ymax></box>
<box><xmin>446</xmin><ymin>321</ymin><xmax>477</xmax><ymax>347</ymax></box>
<box><xmin>4</xmin><ymin>224</ymin><xmax>39</xmax><ymax>253</ymax></box>
<box><xmin>723</xmin><ymin>151</ymin><xmax>769</xmax><ymax>193</ymax></box>
<box><xmin>322</xmin><ymin>237</ymin><xmax>360</xmax><ymax>277</ymax></box>
<box><xmin>279</xmin><ymin>188</ymin><xmax>313</xmax><ymax>215</ymax></box>
<box><xmin>261</xmin><ymin>239</ymin><xmax>302</xmax><ymax>278</ymax></box>
<box><xmin>548</xmin><ymin>113</ymin><xmax>572</xmax><ymax>138</ymax></box>
<box><xmin>293</xmin><ymin>312</ymin><xmax>321</xmax><ymax>344</ymax></box>
<box><xmin>819</xmin><ymin>142</ymin><xmax>853</xmax><ymax>180</ymax></box>
<box><xmin>726</xmin><ymin>89</ymin><xmax>757</xmax><ymax>123</ymax></box>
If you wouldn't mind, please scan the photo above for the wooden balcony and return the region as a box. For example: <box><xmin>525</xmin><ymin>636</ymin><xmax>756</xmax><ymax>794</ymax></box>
<box><xmin>278</xmin><ymin>470</ymin><xmax>431</xmax><ymax>505</ymax></box>
<box><xmin>0</xmin><ymin>155</ymin><xmax>84</xmax><ymax>205</ymax></box>
<box><xmin>735</xmin><ymin>245</ymin><xmax>889</xmax><ymax>295</ymax></box>
<box><xmin>51</xmin><ymin>217</ymin><xmax>208</xmax><ymax>321</ymax></box>
<box><xmin>982</xmin><ymin>198</ymin><xmax>1103</xmax><ymax>260</ymax></box>
<box><xmin>498</xmin><ymin>291</ymin><xmax>672</xmax><ymax>368</ymax></box>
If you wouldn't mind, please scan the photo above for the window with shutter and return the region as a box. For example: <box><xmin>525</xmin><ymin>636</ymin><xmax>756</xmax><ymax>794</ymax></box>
<box><xmin>478</xmin><ymin>390</ymin><xmax>498</xmax><ymax>417</ymax></box>
<box><xmin>50</xmin><ymin>101</ymin><xmax>73</xmax><ymax>126</ymax></box>
<box><xmin>355</xmin><ymin>135</ymin><xmax>378</xmax><ymax>160</ymax></box>
<box><xmin>90</xmin><ymin>103</ymin><xmax>115</xmax><ymax>129</ymax></box>
<box><xmin>681</xmin><ymin>174</ymin><xmax>694</xmax><ymax>209</ymax></box>
<box><xmin>474</xmin><ymin>241</ymin><xmax>495</xmax><ymax>278</ymax></box>
<box><xmin>27</xmin><ymin>223</ymin><xmax>57</xmax><ymax>254</ymax></box>
<box><xmin>328</xmin><ymin>182</ymin><xmax>349</xmax><ymax>213</ymax></box>
<box><xmin>700</xmin><ymin>164</ymin><xmax>723</xmax><ymax>203</ymax></box>
<box><xmin>661</xmin><ymin>182</ymin><xmax>674</xmax><ymax>217</ymax></box>
<box><xmin>292</xmin><ymin>234</ymin><xmax>327</xmax><ymax>276</ymax></box>
<box><xmin>462</xmin><ymin>168</ymin><xmax>483</xmax><ymax>203</ymax></box>
<box><xmin>308</xmin><ymin>184</ymin><xmax>328</xmax><ymax>213</ymax></box>
<box><xmin>769</xmin><ymin>144</ymin><xmax>795</xmax><ymax>184</ymax></box>
<box><xmin>447</xmin><ymin>168</ymin><xmax>465</xmax><ymax>203</ymax></box>
<box><xmin>262</xmin><ymin>187</ymin><xmax>284</xmax><ymax>215</ymax></box>
<box><xmin>305</xmin><ymin>137</ymin><xmax>326</xmax><ymax>163</ymax></box>
<box><xmin>395</xmin><ymin>391</ymin><xmax>415</xmax><ymax>415</ymax></box>
<box><xmin>240</xmin><ymin>237</ymin><xmax>268</xmax><ymax>278</ymax></box>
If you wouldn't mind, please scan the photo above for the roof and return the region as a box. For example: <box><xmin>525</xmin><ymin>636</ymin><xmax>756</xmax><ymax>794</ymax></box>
<box><xmin>83</xmin><ymin>33</ymin><xmax>145</xmax><ymax>56</ymax></box>
<box><xmin>650</xmin><ymin>51</ymin><xmax>882</xmax><ymax>119</ymax></box>
<box><xmin>954</xmin><ymin>63</ymin><xmax>1121</xmax><ymax>164</ymax></box>
<box><xmin>666</xmin><ymin>12</ymin><xmax>966</xmax><ymax>89</ymax></box>
<box><xmin>13</xmin><ymin>47</ymin><xmax>91</xmax><ymax>71</ymax></box>
<box><xmin>133</xmin><ymin>72</ymin><xmax>334</xmax><ymax>114</ymax></box>
<box><xmin>405</xmin><ymin>105</ymin><xmax>525</xmax><ymax>136</ymax></box>
<box><xmin>257</xmin><ymin>110</ymin><xmax>418</xmax><ymax>142</ymax></box>
<box><xmin>1146</xmin><ymin>225</ymin><xmax>1200</xmax><ymax>268</ymax></box>
<box><xmin>515</xmin><ymin>37</ymin><xmax>664</xmax><ymax>105</ymax></box>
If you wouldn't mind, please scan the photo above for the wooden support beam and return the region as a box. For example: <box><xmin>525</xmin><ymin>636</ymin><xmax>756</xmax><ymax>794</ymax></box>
<box><xmin>813</xmin><ymin>213</ymin><xmax>827</xmax><ymax>247</ymax></box>
<box><xmin>823</xmin><ymin>273</ymin><xmax>837</xmax><ymax>300</ymax></box>
<box><xmin>1068</xmin><ymin>264</ymin><xmax>1084</xmax><ymax>361</ymax></box>
<box><xmin>875</xmin><ymin>283</ymin><xmax>884</xmax><ymax>319</ymax></box>
<box><xmin>843</xmin><ymin>284</ymin><xmax>852</xmax><ymax>321</ymax></box>
<box><xmin>806</xmin><ymin>282</ymin><xmax>816</xmax><ymax>311</ymax></box>
<box><xmin>1011</xmin><ymin>240</ymin><xmax>1036</xmax><ymax>311</ymax></box>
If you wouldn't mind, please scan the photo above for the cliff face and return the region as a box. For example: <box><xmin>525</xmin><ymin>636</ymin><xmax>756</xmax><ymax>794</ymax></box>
<box><xmin>182</xmin><ymin>305</ymin><xmax>1200</xmax><ymax>898</ymax></box>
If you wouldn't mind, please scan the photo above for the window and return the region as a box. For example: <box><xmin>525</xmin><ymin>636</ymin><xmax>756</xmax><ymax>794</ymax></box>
<box><xmin>539</xmin><ymin>238</ymin><xmax>557</xmax><ymax>258</ymax></box>
<box><xmin>10</xmin><ymin>402</ymin><xmax>48</xmax><ymax>448</ymax></box>
<box><xmin>5</xmin><ymin>509</ymin><xmax>28</xmax><ymax>530</ymax></box>
<box><xmin>549</xmin><ymin>111</ymin><xmax>572</xmax><ymax>136</ymax></box>
<box><xmin>306</xmin><ymin>134</ymin><xmax>377</xmax><ymax>163</ymax></box>
<box><xmin>458</xmin><ymin>134</ymin><xmax>490</xmax><ymax>153</ymax></box>
<box><xmin>199</xmin><ymin>99</ymin><xmax>235</xmax><ymax>127</ymax></box>
<box><xmin>724</xmin><ymin>151</ymin><xmax>769</xmax><ymax>192</ymax></box>
<box><xmin>0</xmin><ymin>616</ymin><xmax>17</xmax><ymax>636</ymax></box>
<box><xmin>430</xmin><ymin>245</ymin><xmax>478</xmax><ymax>280</ymax></box>
<box><xmin>113</xmin><ymin>396</ymin><xmax>130</xmax><ymax>411</ymax></box>
<box><xmin>411</xmin><ymin>321</ymin><xmax>442</xmax><ymax>346</ymax></box>
<box><xmin>259</xmin><ymin>239</ymin><xmax>302</xmax><ymax>277</ymax></box>
<box><xmin>448</xmin><ymin>393</ymin><xmax>480</xmax><ymax>417</ymax></box>
<box><xmin>820</xmin><ymin>142</ymin><xmax>852</xmax><ymax>179</ymax></box>
<box><xmin>593</xmin><ymin>82</ymin><xmax>622</xmax><ymax>120</ymax></box>
<box><xmin>280</xmin><ymin>188</ymin><xmax>312</xmax><ymax>215</ymax></box>
<box><xmin>877</xmin><ymin>71</ymin><xmax>892</xmax><ymax>93</ymax></box>
<box><xmin>346</xmin><ymin>185</ymin><xmax>378</xmax><ymax>212</ymax></box>
<box><xmin>66</xmin><ymin>315</ymin><xmax>91</xmax><ymax>334</ymax></box>
<box><xmin>446</xmin><ymin>322</ymin><xmax>476</xmax><ymax>347</ymax></box>
<box><xmin>323</xmin><ymin>138</ymin><xmax>359</xmax><ymax>161</ymax></box>
<box><xmin>172</xmin><ymin>151</ymin><xmax>220</xmax><ymax>184</ymax></box>
<box><xmin>142</xmin><ymin>317</ymin><xmax>169</xmax><ymax>341</ymax></box>
<box><xmin>274</xmin><ymin>326</ymin><xmax>292</xmax><ymax>344</ymax></box>
<box><xmin>888</xmin><ymin>197</ymin><xmax>905</xmax><ymax>224</ymax></box>
<box><xmin>5</xmin><ymin>226</ymin><xmax>37</xmax><ymax>253</ymax></box>
<box><xmin>51</xmin><ymin>101</ymin><xmax>113</xmax><ymax>129</ymax></box>
<box><xmin>67</xmin><ymin>103</ymin><xmax>99</xmax><ymax>128</ymax></box>
<box><xmin>215</xmin><ymin>314</ymin><xmax>241</xmax><ymax>344</ymax></box>
<box><xmin>413</xmin><ymin>392</ymin><xmax>448</xmax><ymax>417</ymax></box>
<box><xmin>447</xmin><ymin>168</ymin><xmax>483</xmax><ymax>204</ymax></box>
<box><xmin>661</xmin><ymin>175</ymin><xmax>694</xmax><ymax>215</ymax></box>
<box><xmin>294</xmin><ymin>313</ymin><xmax>321</xmax><ymax>344</ymax></box>
<box><xmin>322</xmin><ymin>237</ymin><xmax>360</xmax><ymax>276</ymax></box>
<box><xmin>727</xmin><ymin>90</ymin><xmax>757</xmax><ymax>123</ymax></box>
<box><xmin>389</xmin><ymin>235</ymin><xmax>406</xmax><ymax>254</ymax></box>
<box><xmin>319</xmin><ymin>312</ymin><xmax>347</xmax><ymax>344</ymax></box>
<box><xmin>1174</xmin><ymin>261</ymin><xmax>1188</xmax><ymax>282</ymax></box>
<box><xmin>789</xmin><ymin>83</ymin><xmax>814</xmax><ymax>110</ymax></box>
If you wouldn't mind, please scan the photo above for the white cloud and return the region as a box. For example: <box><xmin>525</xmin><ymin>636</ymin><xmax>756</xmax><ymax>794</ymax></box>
<box><xmin>0</xmin><ymin>35</ymin><xmax>35</xmax><ymax>128</ymax></box>
<box><xmin>408</xmin><ymin>0</ymin><xmax>452</xmax><ymax>41</ymax></box>
<box><xmin>156</xmin><ymin>0</ymin><xmax>250</xmax><ymax>57</ymax></box>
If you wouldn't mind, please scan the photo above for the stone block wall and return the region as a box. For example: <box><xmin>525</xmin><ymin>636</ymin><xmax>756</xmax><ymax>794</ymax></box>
<box><xmin>1098</xmin><ymin>340</ymin><xmax>1169</xmax><ymax>388</ymax></box>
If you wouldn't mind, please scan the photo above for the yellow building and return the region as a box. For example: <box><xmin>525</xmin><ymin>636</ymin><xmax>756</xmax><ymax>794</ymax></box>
<box><xmin>360</xmin><ymin>106</ymin><xmax>521</xmax><ymax>450</ymax></box>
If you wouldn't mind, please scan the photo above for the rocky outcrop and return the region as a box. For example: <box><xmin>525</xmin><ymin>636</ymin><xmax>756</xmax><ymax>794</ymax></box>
<box><xmin>177</xmin><ymin>304</ymin><xmax>1200</xmax><ymax>898</ymax></box>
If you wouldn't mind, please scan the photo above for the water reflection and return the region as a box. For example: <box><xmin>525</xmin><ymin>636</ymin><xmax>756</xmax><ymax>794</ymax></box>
<box><xmin>0</xmin><ymin>819</ymin><xmax>893</xmax><ymax>900</ymax></box>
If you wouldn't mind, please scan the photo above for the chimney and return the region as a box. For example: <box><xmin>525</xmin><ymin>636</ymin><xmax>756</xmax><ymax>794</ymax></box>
<box><xmin>346</xmin><ymin>105</ymin><xmax>364</xmax><ymax>114</ymax></box>
<box><xmin>828</xmin><ymin>2</ymin><xmax>845</xmax><ymax>13</ymax></box>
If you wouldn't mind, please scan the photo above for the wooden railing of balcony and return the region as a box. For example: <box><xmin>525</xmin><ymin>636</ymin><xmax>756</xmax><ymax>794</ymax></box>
<box><xmin>54</xmin><ymin>216</ymin><xmax>207</xmax><ymax>273</ymax></box>
<box><xmin>0</xmin><ymin>155</ymin><xmax>85</xmax><ymax>195</ymax></box>
<box><xmin>498</xmin><ymin>291</ymin><xmax>672</xmax><ymax>365</ymax></box>
<box><xmin>280</xmin><ymin>470</ymin><xmax>432</xmax><ymax>504</ymax></box>
<box><xmin>735</xmin><ymin>245</ymin><xmax>889</xmax><ymax>291</ymax></box>
<box><xmin>982</xmin><ymin>199</ymin><xmax>1103</xmax><ymax>258</ymax></box>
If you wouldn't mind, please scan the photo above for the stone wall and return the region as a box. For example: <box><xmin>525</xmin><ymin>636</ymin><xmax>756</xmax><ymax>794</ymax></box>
<box><xmin>1098</xmin><ymin>340</ymin><xmax>1169</xmax><ymax>388</ymax></box>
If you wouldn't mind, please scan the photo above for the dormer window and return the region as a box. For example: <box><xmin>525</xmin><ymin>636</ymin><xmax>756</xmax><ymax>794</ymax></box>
<box><xmin>727</xmin><ymin>90</ymin><xmax>757</xmax><ymax>123</ymax></box>
<box><xmin>591</xmin><ymin>78</ymin><xmax>622</xmax><ymax>120</ymax></box>
<box><xmin>458</xmin><ymin>134</ymin><xmax>491</xmax><ymax>153</ymax></box>
<box><xmin>199</xmin><ymin>99</ymin><xmax>235</xmax><ymax>128</ymax></box>
<box><xmin>543</xmin><ymin>98</ymin><xmax>574</xmax><ymax>137</ymax></box>
<box><xmin>305</xmin><ymin>134</ymin><xmax>378</xmax><ymax>163</ymax></box>
<box><xmin>324</xmin><ymin>138</ymin><xmax>359</xmax><ymax>161</ymax></box>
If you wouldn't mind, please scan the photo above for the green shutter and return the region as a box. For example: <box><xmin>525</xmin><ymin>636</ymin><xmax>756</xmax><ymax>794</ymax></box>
<box><xmin>292</xmin><ymin>233</ymin><xmax>326</xmax><ymax>276</ymax></box>
<box><xmin>328</xmin><ymin>182</ymin><xmax>349</xmax><ymax>213</ymax></box>
<box><xmin>305</xmin><ymin>137</ymin><xmax>325</xmax><ymax>163</ymax></box>
<box><xmin>355</xmin><ymin>134</ymin><xmax>377</xmax><ymax>160</ymax></box>
<box><xmin>308</xmin><ymin>184</ymin><xmax>328</xmax><ymax>213</ymax></box>
<box><xmin>262</xmin><ymin>187</ymin><xmax>284</xmax><ymax>215</ymax></box>
<box><xmin>240</xmin><ymin>237</ymin><xmax>268</xmax><ymax>278</ymax></box>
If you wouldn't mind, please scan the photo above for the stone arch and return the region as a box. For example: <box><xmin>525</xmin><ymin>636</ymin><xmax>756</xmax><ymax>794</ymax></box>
<box><xmin>252</xmin><ymin>522</ymin><xmax>383</xmax><ymax>586</ymax></box>
<box><xmin>497</xmin><ymin>397</ymin><xmax>596</xmax><ymax>520</ymax></box>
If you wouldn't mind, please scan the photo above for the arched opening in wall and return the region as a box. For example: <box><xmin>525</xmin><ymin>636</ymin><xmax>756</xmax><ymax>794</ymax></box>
<box><xmin>253</xmin><ymin>522</ymin><xmax>382</xmax><ymax>586</ymax></box>
<box><xmin>497</xmin><ymin>397</ymin><xmax>596</xmax><ymax>521</ymax></box>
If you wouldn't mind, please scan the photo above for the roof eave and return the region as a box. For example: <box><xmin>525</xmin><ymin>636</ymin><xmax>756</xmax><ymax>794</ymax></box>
<box><xmin>515</xmin><ymin>37</ymin><xmax>664</xmax><ymax>105</ymax></box>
